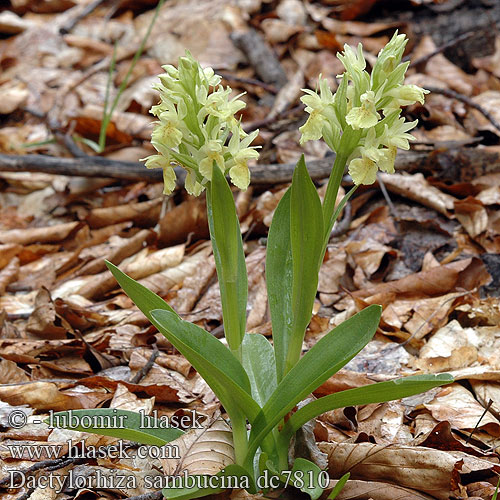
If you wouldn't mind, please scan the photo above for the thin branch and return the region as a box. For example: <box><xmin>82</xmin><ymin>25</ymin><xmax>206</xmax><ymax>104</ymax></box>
<box><xmin>131</xmin><ymin>343</ymin><xmax>160</xmax><ymax>384</ymax></box>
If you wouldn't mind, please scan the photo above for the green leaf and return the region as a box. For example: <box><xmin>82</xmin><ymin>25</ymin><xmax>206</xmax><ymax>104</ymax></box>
<box><xmin>493</xmin><ymin>476</ymin><xmax>500</xmax><ymax>500</ymax></box>
<box><xmin>105</xmin><ymin>260</ymin><xmax>177</xmax><ymax>323</ymax></box>
<box><xmin>242</xmin><ymin>334</ymin><xmax>277</xmax><ymax>407</ymax></box>
<box><xmin>150</xmin><ymin>309</ymin><xmax>261</xmax><ymax>424</ymax></box>
<box><xmin>266</xmin><ymin>188</ymin><xmax>293</xmax><ymax>382</ymax></box>
<box><xmin>288</xmin><ymin>459</ymin><xmax>326</xmax><ymax>500</ymax></box>
<box><xmin>245</xmin><ymin>305</ymin><xmax>381</xmax><ymax>467</ymax></box>
<box><xmin>279</xmin><ymin>373</ymin><xmax>454</xmax><ymax>446</ymax></box>
<box><xmin>207</xmin><ymin>165</ymin><xmax>248</xmax><ymax>356</ymax></box>
<box><xmin>286</xmin><ymin>155</ymin><xmax>324</xmax><ymax>374</ymax></box>
<box><xmin>328</xmin><ymin>473</ymin><xmax>350</xmax><ymax>500</ymax></box>
<box><xmin>45</xmin><ymin>409</ymin><xmax>183</xmax><ymax>446</ymax></box>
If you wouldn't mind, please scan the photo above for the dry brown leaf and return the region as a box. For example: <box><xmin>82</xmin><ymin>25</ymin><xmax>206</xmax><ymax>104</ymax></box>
<box><xmin>465</xmin><ymin>91</ymin><xmax>500</xmax><ymax>136</ymax></box>
<box><xmin>260</xmin><ymin>18</ymin><xmax>302</xmax><ymax>44</ymax></box>
<box><xmin>138</xmin><ymin>243</ymin><xmax>212</xmax><ymax>299</ymax></box>
<box><xmin>75</xmin><ymin>103</ymin><xmax>153</xmax><ymax>141</ymax></box>
<box><xmin>379</xmin><ymin>173</ymin><xmax>456</xmax><ymax>216</ymax></box>
<box><xmin>159</xmin><ymin>198</ymin><xmax>209</xmax><ymax>247</ymax></box>
<box><xmin>320</xmin><ymin>440</ymin><xmax>500</xmax><ymax>500</ymax></box>
<box><xmin>454</xmin><ymin>197</ymin><xmax>488</xmax><ymax>238</ymax></box>
<box><xmin>0</xmin><ymin>221</ymin><xmax>81</xmax><ymax>245</ymax></box>
<box><xmin>382</xmin><ymin>293</ymin><xmax>462</xmax><ymax>341</ymax></box>
<box><xmin>77</xmin><ymin>229</ymin><xmax>156</xmax><ymax>276</ymax></box>
<box><xmin>0</xmin><ymin>338</ymin><xmax>84</xmax><ymax>363</ymax></box>
<box><xmin>26</xmin><ymin>287</ymin><xmax>69</xmax><ymax>339</ymax></box>
<box><xmin>345</xmin><ymin>238</ymin><xmax>396</xmax><ymax>277</ymax></box>
<box><xmin>0</xmin><ymin>256</ymin><xmax>19</xmax><ymax>295</ymax></box>
<box><xmin>0</xmin><ymin>243</ymin><xmax>22</xmax><ymax>270</ymax></box>
<box><xmin>355</xmin><ymin>257</ymin><xmax>489</xmax><ymax>301</ymax></box>
<box><xmin>110</xmin><ymin>382</ymin><xmax>155</xmax><ymax>414</ymax></box>
<box><xmin>425</xmin><ymin>383</ymin><xmax>500</xmax><ymax>436</ymax></box>
<box><xmin>0</xmin><ymin>382</ymin><xmax>108</xmax><ymax>411</ymax></box>
<box><xmin>416</xmin><ymin>320</ymin><xmax>480</xmax><ymax>372</ymax></box>
<box><xmin>0</xmin><ymin>358</ymin><xmax>30</xmax><ymax>384</ymax></box>
<box><xmin>86</xmin><ymin>198</ymin><xmax>162</xmax><ymax>229</ymax></box>
<box><xmin>161</xmin><ymin>417</ymin><xmax>234</xmax><ymax>476</ymax></box>
<box><xmin>77</xmin><ymin>244</ymin><xmax>185</xmax><ymax>299</ymax></box>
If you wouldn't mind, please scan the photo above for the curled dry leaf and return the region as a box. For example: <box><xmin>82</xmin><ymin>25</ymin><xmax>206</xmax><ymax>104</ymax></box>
<box><xmin>465</xmin><ymin>91</ymin><xmax>500</xmax><ymax>136</ymax></box>
<box><xmin>26</xmin><ymin>287</ymin><xmax>70</xmax><ymax>339</ymax></box>
<box><xmin>159</xmin><ymin>197</ymin><xmax>209</xmax><ymax>247</ymax></box>
<box><xmin>0</xmin><ymin>382</ymin><xmax>109</xmax><ymax>411</ymax></box>
<box><xmin>0</xmin><ymin>256</ymin><xmax>19</xmax><ymax>295</ymax></box>
<box><xmin>454</xmin><ymin>197</ymin><xmax>488</xmax><ymax>238</ymax></box>
<box><xmin>86</xmin><ymin>198</ymin><xmax>162</xmax><ymax>229</ymax></box>
<box><xmin>0</xmin><ymin>221</ymin><xmax>82</xmax><ymax>245</ymax></box>
<box><xmin>161</xmin><ymin>417</ymin><xmax>234</xmax><ymax>476</ymax></box>
<box><xmin>416</xmin><ymin>320</ymin><xmax>480</xmax><ymax>372</ymax></box>
<box><xmin>378</xmin><ymin>173</ymin><xmax>456</xmax><ymax>216</ymax></box>
<box><xmin>0</xmin><ymin>357</ymin><xmax>30</xmax><ymax>384</ymax></box>
<box><xmin>382</xmin><ymin>292</ymin><xmax>464</xmax><ymax>341</ymax></box>
<box><xmin>110</xmin><ymin>382</ymin><xmax>155</xmax><ymax>414</ymax></box>
<box><xmin>424</xmin><ymin>383</ymin><xmax>500</xmax><ymax>436</ymax></box>
<box><xmin>355</xmin><ymin>258</ymin><xmax>489</xmax><ymax>301</ymax></box>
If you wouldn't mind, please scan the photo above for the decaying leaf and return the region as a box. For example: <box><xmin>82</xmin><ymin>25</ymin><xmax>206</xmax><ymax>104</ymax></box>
<box><xmin>161</xmin><ymin>417</ymin><xmax>234</xmax><ymax>476</ymax></box>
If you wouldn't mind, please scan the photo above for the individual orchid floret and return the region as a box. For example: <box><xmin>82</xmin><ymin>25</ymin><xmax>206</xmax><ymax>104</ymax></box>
<box><xmin>143</xmin><ymin>154</ymin><xmax>177</xmax><ymax>195</ymax></box>
<box><xmin>226</xmin><ymin>127</ymin><xmax>260</xmax><ymax>190</ymax></box>
<box><xmin>382</xmin><ymin>117</ymin><xmax>418</xmax><ymax>150</ymax></box>
<box><xmin>299</xmin><ymin>77</ymin><xmax>335</xmax><ymax>144</ymax></box>
<box><xmin>346</xmin><ymin>90</ymin><xmax>380</xmax><ymax>129</ymax></box>
<box><xmin>387</xmin><ymin>84</ymin><xmax>429</xmax><ymax>107</ymax></box>
<box><xmin>299</xmin><ymin>31</ymin><xmax>428</xmax><ymax>185</ymax></box>
<box><xmin>142</xmin><ymin>51</ymin><xmax>259</xmax><ymax>196</ymax></box>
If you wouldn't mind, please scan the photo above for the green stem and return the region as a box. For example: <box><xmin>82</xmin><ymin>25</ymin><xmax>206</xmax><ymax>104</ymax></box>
<box><xmin>231</xmin><ymin>412</ymin><xmax>248</xmax><ymax>467</ymax></box>
<box><xmin>322</xmin><ymin>153</ymin><xmax>347</xmax><ymax>244</ymax></box>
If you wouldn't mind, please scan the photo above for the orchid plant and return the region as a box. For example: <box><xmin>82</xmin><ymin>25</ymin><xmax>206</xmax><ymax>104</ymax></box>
<box><xmin>51</xmin><ymin>33</ymin><xmax>451</xmax><ymax>500</ymax></box>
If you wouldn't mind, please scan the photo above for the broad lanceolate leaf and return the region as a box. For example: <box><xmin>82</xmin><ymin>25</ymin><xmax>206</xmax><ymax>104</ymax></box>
<box><xmin>46</xmin><ymin>409</ymin><xmax>183</xmax><ymax>446</ymax></box>
<box><xmin>105</xmin><ymin>260</ymin><xmax>177</xmax><ymax>323</ymax></box>
<box><xmin>245</xmin><ymin>305</ymin><xmax>381</xmax><ymax>467</ymax></box>
<box><xmin>278</xmin><ymin>373</ymin><xmax>454</xmax><ymax>447</ymax></box>
<box><xmin>207</xmin><ymin>166</ymin><xmax>248</xmax><ymax>356</ymax></box>
<box><xmin>287</xmin><ymin>155</ymin><xmax>324</xmax><ymax>374</ymax></box>
<box><xmin>242</xmin><ymin>334</ymin><xmax>277</xmax><ymax>407</ymax></box>
<box><xmin>266</xmin><ymin>188</ymin><xmax>293</xmax><ymax>383</ymax></box>
<box><xmin>150</xmin><ymin>309</ymin><xmax>261</xmax><ymax>424</ymax></box>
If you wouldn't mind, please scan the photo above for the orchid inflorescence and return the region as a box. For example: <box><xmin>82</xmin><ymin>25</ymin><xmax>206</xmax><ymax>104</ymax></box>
<box><xmin>142</xmin><ymin>51</ymin><xmax>259</xmax><ymax>196</ymax></box>
<box><xmin>299</xmin><ymin>31</ymin><xmax>428</xmax><ymax>185</ymax></box>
